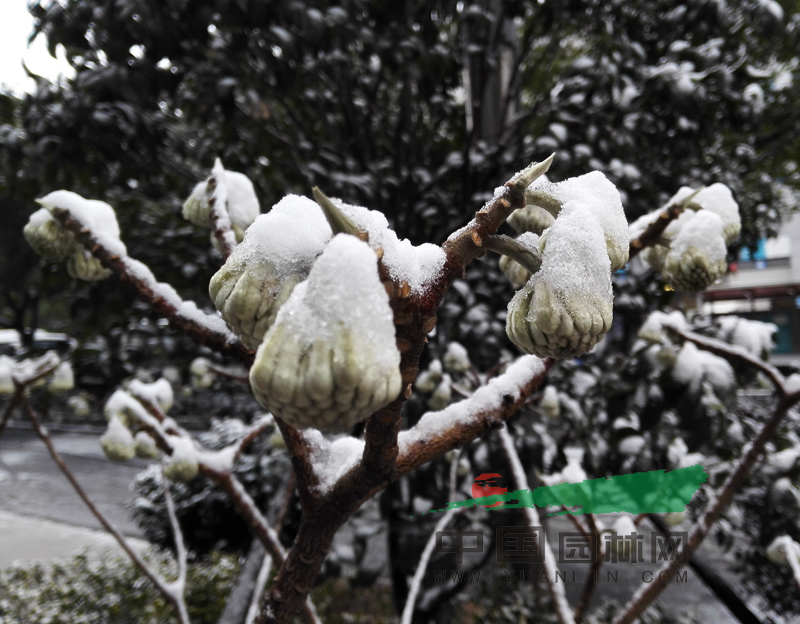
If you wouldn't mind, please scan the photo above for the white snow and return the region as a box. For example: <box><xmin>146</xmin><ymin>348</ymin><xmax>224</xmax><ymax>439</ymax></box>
<box><xmin>638</xmin><ymin>310</ymin><xmax>687</xmax><ymax>343</ymax></box>
<box><xmin>718</xmin><ymin>316</ymin><xmax>777</xmax><ymax>357</ymax></box>
<box><xmin>235</xmin><ymin>194</ymin><xmax>331</xmax><ymax>275</ymax></box>
<box><xmin>305</xmin><ymin>431</ymin><xmax>365</xmax><ymax>494</ymax></box>
<box><xmin>264</xmin><ymin>234</ymin><xmax>400</xmax><ymax>373</ymax></box>
<box><xmin>672</xmin><ymin>342</ymin><xmax>703</xmax><ymax>387</ymax></box>
<box><xmin>532</xmin><ymin>171</ymin><xmax>628</xmax><ymax>269</ymax></box>
<box><xmin>786</xmin><ymin>373</ymin><xmax>800</xmax><ymax>394</ymax></box>
<box><xmin>687</xmin><ymin>184</ymin><xmax>741</xmax><ymax>242</ymax></box>
<box><xmin>128</xmin><ymin>378</ymin><xmax>174</xmax><ymax>412</ymax></box>
<box><xmin>541</xmin><ymin>385</ymin><xmax>560</xmax><ymax>419</ymax></box>
<box><xmin>38</xmin><ymin>190</ymin><xmax>126</xmax><ymax>256</ymax></box>
<box><xmin>335</xmin><ymin>200</ymin><xmax>446</xmax><ymax>292</ymax></box>
<box><xmin>666</xmin><ymin>209</ymin><xmax>727</xmax><ymax>268</ymax></box>
<box><xmin>399</xmin><ymin>355</ymin><xmax>545</xmax><ymax>450</ymax></box>
<box><xmin>697</xmin><ymin>351</ymin><xmax>735</xmax><ymax>395</ymax></box>
<box><xmin>101</xmin><ymin>415</ymin><xmax>134</xmax><ymax>448</ymax></box>
<box><xmin>184</xmin><ymin>160</ymin><xmax>260</xmax><ymax>233</ymax></box>
<box><xmin>0</xmin><ymin>355</ymin><xmax>15</xmax><ymax>393</ymax></box>
<box><xmin>48</xmin><ymin>361</ymin><xmax>74</xmax><ymax>392</ymax></box>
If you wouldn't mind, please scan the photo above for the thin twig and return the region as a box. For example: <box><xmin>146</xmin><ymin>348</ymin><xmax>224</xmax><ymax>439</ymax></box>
<box><xmin>612</xmin><ymin>394</ymin><xmax>798</xmax><ymax>624</ymax></box>
<box><xmin>245</xmin><ymin>553</ymin><xmax>274</xmax><ymax>624</ymax></box>
<box><xmin>498</xmin><ymin>425</ymin><xmax>576</xmax><ymax>624</ymax></box>
<box><xmin>0</xmin><ymin>393</ymin><xmax>22</xmax><ymax>439</ymax></box>
<box><xmin>208</xmin><ymin>159</ymin><xmax>238</xmax><ymax>259</ymax></box>
<box><xmin>628</xmin><ymin>196</ymin><xmax>693</xmax><ymax>261</ymax></box>
<box><xmin>21</xmin><ymin>395</ymin><xmax>188</xmax><ymax>622</ymax></box>
<box><xmin>666</xmin><ymin>326</ymin><xmax>786</xmax><ymax>395</ymax></box>
<box><xmin>574</xmin><ymin>514</ymin><xmax>605</xmax><ymax>624</ymax></box>
<box><xmin>162</xmin><ymin>472</ymin><xmax>191</xmax><ymax>624</ymax></box>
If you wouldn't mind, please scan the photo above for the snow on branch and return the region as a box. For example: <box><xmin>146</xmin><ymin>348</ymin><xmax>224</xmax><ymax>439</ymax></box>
<box><xmin>48</xmin><ymin>200</ymin><xmax>253</xmax><ymax>365</ymax></box>
<box><xmin>207</xmin><ymin>158</ymin><xmax>239</xmax><ymax>259</ymax></box>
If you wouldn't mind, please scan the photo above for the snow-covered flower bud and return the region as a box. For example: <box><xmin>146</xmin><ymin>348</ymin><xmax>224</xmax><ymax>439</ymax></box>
<box><xmin>607</xmin><ymin>515</ymin><xmax>639</xmax><ymax>556</ymax></box>
<box><xmin>443</xmin><ymin>342</ymin><xmax>471</xmax><ymax>374</ymax></box>
<box><xmin>164</xmin><ymin>437</ymin><xmax>200</xmax><ymax>482</ymax></box>
<box><xmin>637</xmin><ymin>310</ymin><xmax>687</xmax><ymax>343</ymax></box>
<box><xmin>249</xmin><ymin>234</ymin><xmax>402</xmax><ymax>433</ymax></box>
<box><xmin>428</xmin><ymin>375</ymin><xmax>452</xmax><ymax>411</ymax></box>
<box><xmin>48</xmin><ymin>362</ymin><xmax>74</xmax><ymax>392</ymax></box>
<box><xmin>100</xmin><ymin>416</ymin><xmax>135</xmax><ymax>462</ymax></box>
<box><xmin>183</xmin><ymin>160</ymin><xmax>260</xmax><ymax>242</ymax></box>
<box><xmin>641</xmin><ymin>244</ymin><xmax>669</xmax><ymax>271</ymax></box>
<box><xmin>269</xmin><ymin>430</ymin><xmax>286</xmax><ymax>450</ymax></box>
<box><xmin>507</xmin><ymin>204</ymin><xmax>555</xmax><ymax>236</ymax></box>
<box><xmin>525</xmin><ymin>172</ymin><xmax>629</xmax><ymax>271</ymax></box>
<box><xmin>134</xmin><ymin>431</ymin><xmax>159</xmax><ymax>459</ymax></box>
<box><xmin>656</xmin><ymin>344</ymin><xmax>679</xmax><ymax>369</ymax></box>
<box><xmin>209</xmin><ymin>195</ymin><xmax>332</xmax><ymax>349</ymax></box>
<box><xmin>189</xmin><ymin>357</ymin><xmax>214</xmax><ymax>389</ymax></box>
<box><xmin>661</xmin><ymin>211</ymin><xmax>727</xmax><ymax>293</ymax></box>
<box><xmin>24</xmin><ymin>208</ymin><xmax>78</xmax><ymax>259</ymax></box>
<box><xmin>414</xmin><ymin>359</ymin><xmax>443</xmax><ymax>394</ymax></box>
<box><xmin>766</xmin><ymin>536</ymin><xmax>800</xmax><ymax>565</ymax></box>
<box><xmin>541</xmin><ymin>385</ymin><xmax>560</xmax><ymax>419</ymax></box>
<box><xmin>67</xmin><ymin>250</ymin><xmax>112</xmax><ymax>281</ymax></box>
<box><xmin>104</xmin><ymin>389</ymin><xmax>142</xmax><ymax>429</ymax></box>
<box><xmin>683</xmin><ymin>184</ymin><xmax>741</xmax><ymax>245</ymax></box>
<box><xmin>507</xmin><ymin>210</ymin><xmax>613</xmax><ymax>358</ymax></box>
<box><xmin>129</xmin><ymin>378</ymin><xmax>174</xmax><ymax>413</ymax></box>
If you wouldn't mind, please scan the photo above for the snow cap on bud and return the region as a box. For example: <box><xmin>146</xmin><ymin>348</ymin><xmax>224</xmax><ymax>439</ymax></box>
<box><xmin>129</xmin><ymin>378</ymin><xmax>174</xmax><ymax>413</ymax></box>
<box><xmin>134</xmin><ymin>431</ymin><xmax>160</xmax><ymax>459</ymax></box>
<box><xmin>443</xmin><ymin>342</ymin><xmax>471</xmax><ymax>374</ymax></box>
<box><xmin>507</xmin><ymin>209</ymin><xmax>613</xmax><ymax>359</ymax></box>
<box><xmin>24</xmin><ymin>208</ymin><xmax>78</xmax><ymax>259</ymax></box>
<box><xmin>209</xmin><ymin>195</ymin><xmax>332</xmax><ymax>349</ymax></box>
<box><xmin>766</xmin><ymin>535</ymin><xmax>800</xmax><ymax>565</ymax></box>
<box><xmin>100</xmin><ymin>416</ymin><xmax>135</xmax><ymax>462</ymax></box>
<box><xmin>541</xmin><ymin>385</ymin><xmax>560</xmax><ymax>419</ymax></box>
<box><xmin>183</xmin><ymin>161</ymin><xmax>260</xmax><ymax>241</ymax></box>
<box><xmin>638</xmin><ymin>310</ymin><xmax>687</xmax><ymax>343</ymax></box>
<box><xmin>681</xmin><ymin>184</ymin><xmax>741</xmax><ymax>245</ymax></box>
<box><xmin>662</xmin><ymin>210</ymin><xmax>727</xmax><ymax>292</ymax></box>
<box><xmin>164</xmin><ymin>436</ymin><xmax>200</xmax><ymax>482</ymax></box>
<box><xmin>249</xmin><ymin>234</ymin><xmax>402</xmax><ymax>433</ymax></box>
<box><xmin>104</xmin><ymin>389</ymin><xmax>143</xmax><ymax>429</ymax></box>
<box><xmin>414</xmin><ymin>359</ymin><xmax>443</xmax><ymax>394</ymax></box>
<box><xmin>525</xmin><ymin>171</ymin><xmax>629</xmax><ymax>271</ymax></box>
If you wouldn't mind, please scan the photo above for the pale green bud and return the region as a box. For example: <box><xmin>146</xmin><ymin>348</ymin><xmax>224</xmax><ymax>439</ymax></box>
<box><xmin>428</xmin><ymin>375</ymin><xmax>452</xmax><ymax>411</ymax></box>
<box><xmin>164</xmin><ymin>437</ymin><xmax>200</xmax><ymax>482</ymax></box>
<box><xmin>506</xmin><ymin>280</ymin><xmax>612</xmax><ymax>359</ymax></box>
<box><xmin>48</xmin><ymin>362</ymin><xmax>74</xmax><ymax>393</ymax></box>
<box><xmin>541</xmin><ymin>385</ymin><xmax>560</xmax><ymax>419</ymax></box>
<box><xmin>766</xmin><ymin>536</ymin><xmax>800</xmax><ymax>565</ymax></box>
<box><xmin>664</xmin><ymin>511</ymin><xmax>686</xmax><ymax>527</ymax></box>
<box><xmin>507</xmin><ymin>204</ymin><xmax>555</xmax><ymax>236</ymax></box>
<box><xmin>662</xmin><ymin>246</ymin><xmax>726</xmax><ymax>293</ymax></box>
<box><xmin>67</xmin><ymin>395</ymin><xmax>91</xmax><ymax>418</ymax></box>
<box><xmin>100</xmin><ymin>416</ymin><xmax>135</xmax><ymax>462</ymax></box>
<box><xmin>641</xmin><ymin>244</ymin><xmax>669</xmax><ymax>271</ymax></box>
<box><xmin>443</xmin><ymin>342</ymin><xmax>470</xmax><ymax>374</ymax></box>
<box><xmin>499</xmin><ymin>255</ymin><xmax>531</xmax><ymax>289</ymax></box>
<box><xmin>24</xmin><ymin>208</ymin><xmax>78</xmax><ymax>259</ymax></box>
<box><xmin>67</xmin><ymin>250</ymin><xmax>111</xmax><ymax>281</ymax></box>
<box><xmin>134</xmin><ymin>431</ymin><xmax>160</xmax><ymax>459</ymax></box>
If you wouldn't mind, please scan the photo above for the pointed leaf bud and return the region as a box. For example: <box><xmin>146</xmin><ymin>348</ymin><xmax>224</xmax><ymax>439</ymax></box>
<box><xmin>249</xmin><ymin>234</ymin><xmax>402</xmax><ymax>433</ymax></box>
<box><xmin>209</xmin><ymin>195</ymin><xmax>332</xmax><ymax>348</ymax></box>
<box><xmin>100</xmin><ymin>416</ymin><xmax>135</xmax><ymax>462</ymax></box>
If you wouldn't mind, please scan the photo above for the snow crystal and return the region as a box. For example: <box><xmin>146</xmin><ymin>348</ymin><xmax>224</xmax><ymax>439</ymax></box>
<box><xmin>234</xmin><ymin>194</ymin><xmax>331</xmax><ymax>275</ymax></box>
<box><xmin>399</xmin><ymin>355</ymin><xmax>545</xmax><ymax>450</ymax></box>
<box><xmin>667</xmin><ymin>210</ymin><xmax>727</xmax><ymax>264</ymax></box>
<box><xmin>718</xmin><ymin>316</ymin><xmax>777</xmax><ymax>357</ymax></box>
<box><xmin>38</xmin><ymin>190</ymin><xmax>125</xmax><ymax>256</ymax></box>
<box><xmin>128</xmin><ymin>378</ymin><xmax>174</xmax><ymax>412</ymax></box>
<box><xmin>264</xmin><ymin>234</ymin><xmax>400</xmax><ymax>370</ymax></box>
<box><xmin>335</xmin><ymin>200</ymin><xmax>446</xmax><ymax>292</ymax></box>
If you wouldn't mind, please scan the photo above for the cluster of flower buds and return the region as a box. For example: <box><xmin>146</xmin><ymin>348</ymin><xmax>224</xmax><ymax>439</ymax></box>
<box><xmin>183</xmin><ymin>159</ymin><xmax>260</xmax><ymax>243</ymax></box>
<box><xmin>209</xmin><ymin>195</ymin><xmax>332</xmax><ymax>349</ymax></box>
<box><xmin>630</xmin><ymin>184</ymin><xmax>741</xmax><ymax>293</ymax></box>
<box><xmin>414</xmin><ymin>343</ymin><xmax>475</xmax><ymax>411</ymax></box>
<box><xmin>249</xmin><ymin>234</ymin><xmax>402</xmax><ymax>433</ymax></box>
<box><xmin>505</xmin><ymin>172</ymin><xmax>628</xmax><ymax>359</ymax></box>
<box><xmin>24</xmin><ymin>191</ymin><xmax>121</xmax><ymax>281</ymax></box>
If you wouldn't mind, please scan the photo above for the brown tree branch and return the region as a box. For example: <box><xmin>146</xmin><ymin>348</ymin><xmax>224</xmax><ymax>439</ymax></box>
<box><xmin>612</xmin><ymin>381</ymin><xmax>798</xmax><ymax>623</ymax></box>
<box><xmin>628</xmin><ymin>202</ymin><xmax>685</xmax><ymax>261</ymax></box>
<box><xmin>49</xmin><ymin>206</ymin><xmax>253</xmax><ymax>366</ymax></box>
<box><xmin>207</xmin><ymin>159</ymin><xmax>238</xmax><ymax>260</ymax></box>
<box><xmin>574</xmin><ymin>514</ymin><xmax>605</xmax><ymax>624</ymax></box>
<box><xmin>20</xmin><ymin>395</ymin><xmax>190</xmax><ymax>623</ymax></box>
